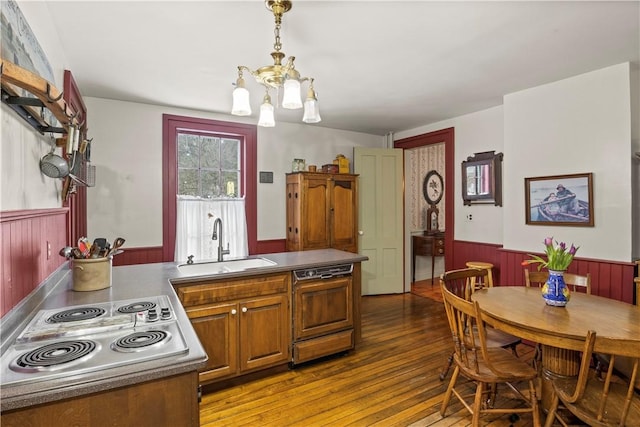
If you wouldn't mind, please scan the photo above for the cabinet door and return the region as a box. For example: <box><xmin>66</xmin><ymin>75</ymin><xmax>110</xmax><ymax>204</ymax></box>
<box><xmin>330</xmin><ymin>176</ymin><xmax>358</xmax><ymax>252</ymax></box>
<box><xmin>239</xmin><ymin>294</ymin><xmax>290</xmax><ymax>372</ymax></box>
<box><xmin>186</xmin><ymin>302</ymin><xmax>238</xmax><ymax>383</ymax></box>
<box><xmin>301</xmin><ymin>176</ymin><xmax>331</xmax><ymax>250</ymax></box>
<box><xmin>293</xmin><ymin>276</ymin><xmax>353</xmax><ymax>340</ymax></box>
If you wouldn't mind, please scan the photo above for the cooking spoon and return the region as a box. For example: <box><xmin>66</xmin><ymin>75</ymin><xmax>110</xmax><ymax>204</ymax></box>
<box><xmin>108</xmin><ymin>237</ymin><xmax>125</xmax><ymax>256</ymax></box>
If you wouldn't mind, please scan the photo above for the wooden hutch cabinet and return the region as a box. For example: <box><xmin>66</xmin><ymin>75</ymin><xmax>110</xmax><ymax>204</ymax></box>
<box><xmin>286</xmin><ymin>172</ymin><xmax>358</xmax><ymax>253</ymax></box>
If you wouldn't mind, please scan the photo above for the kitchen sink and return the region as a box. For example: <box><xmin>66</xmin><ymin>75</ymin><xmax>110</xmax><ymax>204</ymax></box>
<box><xmin>177</xmin><ymin>257</ymin><xmax>277</xmax><ymax>276</ymax></box>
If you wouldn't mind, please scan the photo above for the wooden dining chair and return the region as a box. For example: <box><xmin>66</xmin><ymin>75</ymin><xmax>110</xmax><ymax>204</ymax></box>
<box><xmin>524</xmin><ymin>269</ymin><xmax>592</xmax><ymax>294</ymax></box>
<box><xmin>438</xmin><ymin>268</ymin><xmax>521</xmax><ymax>381</ymax></box>
<box><xmin>544</xmin><ymin>330</ymin><xmax>640</xmax><ymax>427</ymax></box>
<box><xmin>594</xmin><ymin>279</ymin><xmax>640</xmax><ymax>392</ymax></box>
<box><xmin>440</xmin><ymin>281</ymin><xmax>540</xmax><ymax>426</ymax></box>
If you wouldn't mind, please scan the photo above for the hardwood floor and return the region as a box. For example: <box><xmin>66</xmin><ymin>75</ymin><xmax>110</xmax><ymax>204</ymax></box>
<box><xmin>199</xmin><ymin>285</ymin><xmax>541</xmax><ymax>426</ymax></box>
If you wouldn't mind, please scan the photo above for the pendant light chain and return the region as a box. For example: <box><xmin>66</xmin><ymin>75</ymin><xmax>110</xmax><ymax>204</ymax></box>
<box><xmin>273</xmin><ymin>12</ymin><xmax>282</xmax><ymax>53</ymax></box>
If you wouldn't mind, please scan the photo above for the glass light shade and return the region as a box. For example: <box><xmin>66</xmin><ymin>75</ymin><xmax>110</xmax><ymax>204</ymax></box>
<box><xmin>282</xmin><ymin>79</ymin><xmax>302</xmax><ymax>109</ymax></box>
<box><xmin>258</xmin><ymin>101</ymin><xmax>275</xmax><ymax>127</ymax></box>
<box><xmin>231</xmin><ymin>86</ymin><xmax>251</xmax><ymax>116</ymax></box>
<box><xmin>302</xmin><ymin>97</ymin><xmax>321</xmax><ymax>123</ymax></box>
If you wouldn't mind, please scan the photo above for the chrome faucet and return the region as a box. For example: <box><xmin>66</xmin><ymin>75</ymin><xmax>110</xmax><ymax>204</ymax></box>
<box><xmin>212</xmin><ymin>218</ymin><xmax>230</xmax><ymax>262</ymax></box>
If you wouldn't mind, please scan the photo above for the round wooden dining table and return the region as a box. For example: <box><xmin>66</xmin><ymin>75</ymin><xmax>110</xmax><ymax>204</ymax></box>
<box><xmin>472</xmin><ymin>286</ymin><xmax>640</xmax><ymax>409</ymax></box>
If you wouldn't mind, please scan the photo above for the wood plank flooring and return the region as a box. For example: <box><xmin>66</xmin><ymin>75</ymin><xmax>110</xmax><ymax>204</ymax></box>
<box><xmin>199</xmin><ymin>282</ymin><xmax>543</xmax><ymax>426</ymax></box>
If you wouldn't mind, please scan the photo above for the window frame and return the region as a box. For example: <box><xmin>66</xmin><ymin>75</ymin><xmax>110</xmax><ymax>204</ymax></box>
<box><xmin>162</xmin><ymin>114</ymin><xmax>257</xmax><ymax>261</ymax></box>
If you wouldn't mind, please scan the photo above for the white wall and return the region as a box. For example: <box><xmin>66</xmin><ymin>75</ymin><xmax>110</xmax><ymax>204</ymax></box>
<box><xmin>631</xmin><ymin>64</ymin><xmax>639</xmax><ymax>260</ymax></box>
<box><xmin>0</xmin><ymin>1</ymin><xmax>69</xmax><ymax>211</ymax></box>
<box><xmin>503</xmin><ymin>63</ymin><xmax>633</xmax><ymax>262</ymax></box>
<box><xmin>397</xmin><ymin>63</ymin><xmax>636</xmax><ymax>264</ymax></box>
<box><xmin>84</xmin><ymin>97</ymin><xmax>383</xmax><ymax>247</ymax></box>
<box><xmin>397</xmin><ymin>106</ymin><xmax>505</xmax><ymax>244</ymax></box>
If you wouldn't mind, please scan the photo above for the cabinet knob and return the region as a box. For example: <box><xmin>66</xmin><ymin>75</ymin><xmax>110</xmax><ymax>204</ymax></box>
<box><xmin>358</xmin><ymin>230</ymin><xmax>364</xmax><ymax>235</ymax></box>
<box><xmin>231</xmin><ymin>309</ymin><xmax>237</xmax><ymax>315</ymax></box>
<box><xmin>241</xmin><ymin>307</ymin><xmax>248</xmax><ymax>313</ymax></box>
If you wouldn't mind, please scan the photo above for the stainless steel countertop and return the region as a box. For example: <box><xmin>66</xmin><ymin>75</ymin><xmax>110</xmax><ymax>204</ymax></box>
<box><xmin>1</xmin><ymin>249</ymin><xmax>367</xmax><ymax>411</ymax></box>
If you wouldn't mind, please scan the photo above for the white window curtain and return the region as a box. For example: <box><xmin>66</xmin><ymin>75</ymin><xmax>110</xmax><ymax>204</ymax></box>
<box><xmin>175</xmin><ymin>196</ymin><xmax>248</xmax><ymax>263</ymax></box>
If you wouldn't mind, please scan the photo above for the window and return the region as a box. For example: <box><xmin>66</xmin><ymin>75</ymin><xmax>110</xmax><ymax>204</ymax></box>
<box><xmin>162</xmin><ymin>115</ymin><xmax>257</xmax><ymax>262</ymax></box>
<box><xmin>177</xmin><ymin>133</ymin><xmax>241</xmax><ymax>198</ymax></box>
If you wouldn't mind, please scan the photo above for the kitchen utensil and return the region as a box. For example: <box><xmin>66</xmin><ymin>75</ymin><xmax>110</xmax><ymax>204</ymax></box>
<box><xmin>59</xmin><ymin>246</ymin><xmax>73</xmax><ymax>259</ymax></box>
<box><xmin>78</xmin><ymin>238</ymin><xmax>90</xmax><ymax>258</ymax></box>
<box><xmin>108</xmin><ymin>237</ymin><xmax>125</xmax><ymax>256</ymax></box>
<box><xmin>93</xmin><ymin>238</ymin><xmax>107</xmax><ymax>251</ymax></box>
<box><xmin>39</xmin><ymin>151</ymin><xmax>70</xmax><ymax>179</ymax></box>
<box><xmin>71</xmin><ymin>247</ymin><xmax>84</xmax><ymax>259</ymax></box>
<box><xmin>88</xmin><ymin>243</ymin><xmax>101</xmax><ymax>258</ymax></box>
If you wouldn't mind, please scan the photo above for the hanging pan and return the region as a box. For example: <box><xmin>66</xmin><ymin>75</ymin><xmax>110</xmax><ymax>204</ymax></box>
<box><xmin>40</xmin><ymin>151</ymin><xmax>69</xmax><ymax>178</ymax></box>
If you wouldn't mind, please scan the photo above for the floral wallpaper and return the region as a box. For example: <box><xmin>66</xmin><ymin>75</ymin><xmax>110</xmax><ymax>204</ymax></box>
<box><xmin>407</xmin><ymin>143</ymin><xmax>445</xmax><ymax>231</ymax></box>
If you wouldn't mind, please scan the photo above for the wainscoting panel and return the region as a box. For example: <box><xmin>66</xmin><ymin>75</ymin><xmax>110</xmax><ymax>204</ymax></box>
<box><xmin>255</xmin><ymin>239</ymin><xmax>286</xmax><ymax>255</ymax></box>
<box><xmin>498</xmin><ymin>248</ymin><xmax>635</xmax><ymax>304</ymax></box>
<box><xmin>451</xmin><ymin>240</ymin><xmax>503</xmax><ymax>283</ymax></box>
<box><xmin>1</xmin><ymin>209</ymin><xmax>68</xmax><ymax>317</ymax></box>
<box><xmin>112</xmin><ymin>247</ymin><xmax>164</xmax><ymax>266</ymax></box>
<box><xmin>452</xmin><ymin>241</ymin><xmax>635</xmax><ymax>304</ymax></box>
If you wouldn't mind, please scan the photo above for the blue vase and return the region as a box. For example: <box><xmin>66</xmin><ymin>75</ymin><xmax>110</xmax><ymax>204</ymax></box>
<box><xmin>541</xmin><ymin>270</ymin><xmax>570</xmax><ymax>307</ymax></box>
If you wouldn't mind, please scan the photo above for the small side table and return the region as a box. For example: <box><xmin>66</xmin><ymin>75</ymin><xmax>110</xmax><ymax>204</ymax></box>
<box><xmin>412</xmin><ymin>232</ymin><xmax>445</xmax><ymax>284</ymax></box>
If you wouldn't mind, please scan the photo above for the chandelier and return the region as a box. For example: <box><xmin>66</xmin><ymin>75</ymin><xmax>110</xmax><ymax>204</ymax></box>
<box><xmin>230</xmin><ymin>0</ymin><xmax>321</xmax><ymax>127</ymax></box>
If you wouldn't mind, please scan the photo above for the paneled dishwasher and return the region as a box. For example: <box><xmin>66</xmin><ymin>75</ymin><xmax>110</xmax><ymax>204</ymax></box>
<box><xmin>291</xmin><ymin>264</ymin><xmax>354</xmax><ymax>364</ymax></box>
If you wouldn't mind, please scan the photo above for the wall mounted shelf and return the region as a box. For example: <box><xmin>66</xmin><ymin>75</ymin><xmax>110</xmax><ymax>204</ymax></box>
<box><xmin>0</xmin><ymin>58</ymin><xmax>79</xmax><ymax>135</ymax></box>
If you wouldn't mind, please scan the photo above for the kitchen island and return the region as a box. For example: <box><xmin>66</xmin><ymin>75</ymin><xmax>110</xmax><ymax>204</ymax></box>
<box><xmin>0</xmin><ymin>249</ymin><xmax>367</xmax><ymax>425</ymax></box>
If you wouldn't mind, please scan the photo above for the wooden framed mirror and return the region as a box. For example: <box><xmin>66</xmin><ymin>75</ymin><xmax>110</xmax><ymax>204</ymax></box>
<box><xmin>461</xmin><ymin>151</ymin><xmax>503</xmax><ymax>206</ymax></box>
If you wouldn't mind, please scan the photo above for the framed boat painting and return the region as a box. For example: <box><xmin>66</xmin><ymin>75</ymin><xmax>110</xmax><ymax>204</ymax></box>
<box><xmin>525</xmin><ymin>173</ymin><xmax>594</xmax><ymax>226</ymax></box>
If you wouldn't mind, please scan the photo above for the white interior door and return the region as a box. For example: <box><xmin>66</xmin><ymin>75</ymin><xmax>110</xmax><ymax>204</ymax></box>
<box><xmin>354</xmin><ymin>147</ymin><xmax>404</xmax><ymax>295</ymax></box>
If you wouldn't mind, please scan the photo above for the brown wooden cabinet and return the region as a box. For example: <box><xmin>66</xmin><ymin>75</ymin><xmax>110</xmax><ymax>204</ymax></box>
<box><xmin>174</xmin><ymin>273</ymin><xmax>291</xmax><ymax>384</ymax></box>
<box><xmin>1</xmin><ymin>372</ymin><xmax>200</xmax><ymax>426</ymax></box>
<box><xmin>292</xmin><ymin>275</ymin><xmax>354</xmax><ymax>364</ymax></box>
<box><xmin>286</xmin><ymin>172</ymin><xmax>358</xmax><ymax>253</ymax></box>
<box><xmin>412</xmin><ymin>233</ymin><xmax>445</xmax><ymax>283</ymax></box>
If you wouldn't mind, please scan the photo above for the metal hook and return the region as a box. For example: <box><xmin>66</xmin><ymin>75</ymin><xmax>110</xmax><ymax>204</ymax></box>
<box><xmin>67</xmin><ymin>109</ymin><xmax>79</xmax><ymax>121</ymax></box>
<box><xmin>45</xmin><ymin>83</ymin><xmax>64</xmax><ymax>103</ymax></box>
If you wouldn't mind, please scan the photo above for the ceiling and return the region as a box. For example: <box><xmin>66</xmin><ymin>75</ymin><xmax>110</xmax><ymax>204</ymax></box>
<box><xmin>44</xmin><ymin>1</ymin><xmax>639</xmax><ymax>136</ymax></box>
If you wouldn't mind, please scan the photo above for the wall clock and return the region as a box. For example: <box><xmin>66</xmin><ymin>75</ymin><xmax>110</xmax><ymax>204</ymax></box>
<box><xmin>423</xmin><ymin>170</ymin><xmax>444</xmax><ymax>205</ymax></box>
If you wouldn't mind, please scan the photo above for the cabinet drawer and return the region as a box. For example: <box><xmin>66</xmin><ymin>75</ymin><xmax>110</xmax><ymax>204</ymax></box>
<box><xmin>293</xmin><ymin>329</ymin><xmax>354</xmax><ymax>364</ymax></box>
<box><xmin>175</xmin><ymin>273</ymin><xmax>290</xmax><ymax>307</ymax></box>
<box><xmin>413</xmin><ymin>239</ymin><xmax>431</xmax><ymax>254</ymax></box>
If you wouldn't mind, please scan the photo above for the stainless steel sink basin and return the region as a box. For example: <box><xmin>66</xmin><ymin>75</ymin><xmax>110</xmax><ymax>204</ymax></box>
<box><xmin>177</xmin><ymin>257</ymin><xmax>277</xmax><ymax>276</ymax></box>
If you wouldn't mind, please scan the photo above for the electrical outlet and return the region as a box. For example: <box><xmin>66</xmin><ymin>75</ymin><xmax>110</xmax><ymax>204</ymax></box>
<box><xmin>47</xmin><ymin>241</ymin><xmax>51</xmax><ymax>260</ymax></box>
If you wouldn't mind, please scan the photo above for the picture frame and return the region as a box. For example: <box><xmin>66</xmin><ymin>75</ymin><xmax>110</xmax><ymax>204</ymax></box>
<box><xmin>525</xmin><ymin>173</ymin><xmax>594</xmax><ymax>226</ymax></box>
